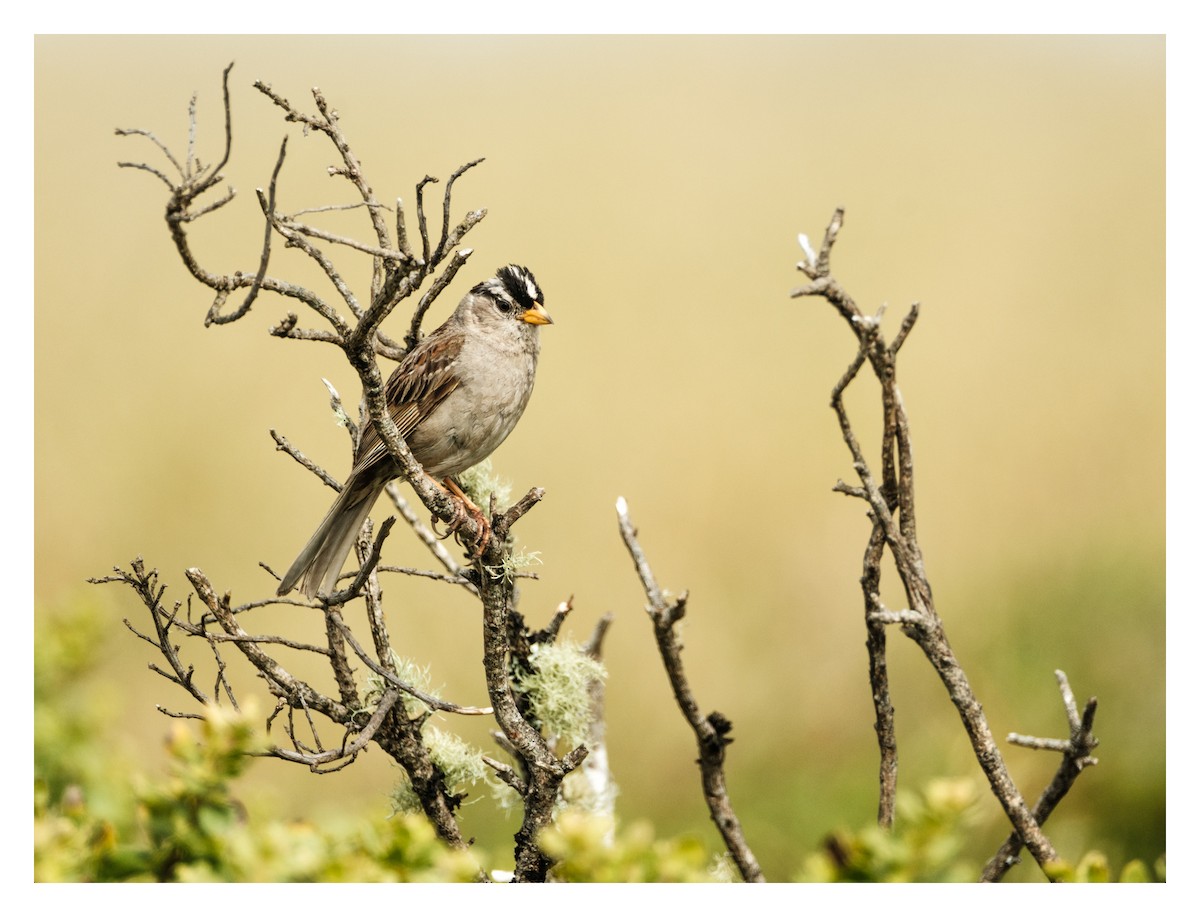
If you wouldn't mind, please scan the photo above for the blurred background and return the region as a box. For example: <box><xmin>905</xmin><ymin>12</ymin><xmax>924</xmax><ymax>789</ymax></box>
<box><xmin>35</xmin><ymin>35</ymin><xmax>1163</xmax><ymax>880</ymax></box>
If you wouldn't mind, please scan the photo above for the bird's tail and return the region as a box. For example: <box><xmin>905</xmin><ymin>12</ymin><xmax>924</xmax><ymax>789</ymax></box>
<box><xmin>277</xmin><ymin>473</ymin><xmax>386</xmax><ymax>599</ymax></box>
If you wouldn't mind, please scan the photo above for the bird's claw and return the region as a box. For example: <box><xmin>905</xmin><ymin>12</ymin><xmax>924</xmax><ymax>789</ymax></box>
<box><xmin>431</xmin><ymin>482</ymin><xmax>491</xmax><ymax>558</ymax></box>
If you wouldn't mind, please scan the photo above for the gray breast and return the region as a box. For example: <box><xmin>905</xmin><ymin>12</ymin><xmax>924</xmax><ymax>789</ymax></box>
<box><xmin>407</xmin><ymin>325</ymin><xmax>540</xmax><ymax>478</ymax></box>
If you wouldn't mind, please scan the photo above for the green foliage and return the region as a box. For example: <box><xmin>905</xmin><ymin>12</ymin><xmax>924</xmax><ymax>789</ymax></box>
<box><xmin>38</xmin><ymin>594</ymin><xmax>1162</xmax><ymax>883</ymax></box>
<box><xmin>795</xmin><ymin>779</ymin><xmax>982</xmax><ymax>881</ymax></box>
<box><xmin>120</xmin><ymin>706</ymin><xmax>259</xmax><ymax>880</ymax></box>
<box><xmin>34</xmin><ymin>600</ymin><xmax>119</xmax><ymax>807</ymax></box>
<box><xmin>540</xmin><ymin>811</ymin><xmax>725</xmax><ymax>882</ymax></box>
<box><xmin>33</xmin><ymin>781</ymin><xmax>118</xmax><ymax>882</ymax></box>
<box><xmin>1045</xmin><ymin>850</ymin><xmax>1165</xmax><ymax>883</ymax></box>
<box><xmin>795</xmin><ymin>778</ymin><xmax>1166</xmax><ymax>883</ymax></box>
<box><xmin>34</xmin><ymin>704</ymin><xmax>480</xmax><ymax>882</ymax></box>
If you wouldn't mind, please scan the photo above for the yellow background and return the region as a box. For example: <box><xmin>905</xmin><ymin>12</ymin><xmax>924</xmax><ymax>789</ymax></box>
<box><xmin>35</xmin><ymin>35</ymin><xmax>1164</xmax><ymax>878</ymax></box>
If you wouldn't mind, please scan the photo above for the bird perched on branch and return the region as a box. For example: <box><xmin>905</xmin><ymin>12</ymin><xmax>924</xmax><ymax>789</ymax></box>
<box><xmin>277</xmin><ymin>264</ymin><xmax>552</xmax><ymax>599</ymax></box>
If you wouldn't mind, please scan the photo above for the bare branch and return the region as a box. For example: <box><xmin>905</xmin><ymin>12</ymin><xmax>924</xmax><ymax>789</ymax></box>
<box><xmin>477</xmin><ymin>525</ymin><xmax>587</xmax><ymax>882</ymax></box>
<box><xmin>264</xmin><ymin>690</ymin><xmax>400</xmax><ymax>772</ymax></box>
<box><xmin>481</xmin><ymin>755</ymin><xmax>527</xmax><ymax>795</ymax></box>
<box><xmin>117</xmin><ymin>65</ymin><xmax>344</xmax><ymax>330</ymax></box>
<box><xmin>395</xmin><ymin>196</ymin><xmax>412</xmax><ymax>262</ymax></box>
<box><xmin>183</xmin><ymin>566</ymin><xmax>352</xmax><ymax>725</ymax></box>
<box><xmin>92</xmin><ymin>560</ymin><xmax>210</xmax><ymax>707</ymax></box>
<box><xmin>377</xmin><ymin>565</ymin><xmax>476</xmax><ymax>588</ymax></box>
<box><xmin>324</xmin><ymin>516</ymin><xmax>396</xmax><ymax>606</ymax></box>
<box><xmin>405</xmin><ymin>247</ymin><xmax>475</xmax><ymax>351</ymax></box>
<box><xmin>792</xmin><ymin>208</ymin><xmax>1079</xmax><ymax>879</ymax></box>
<box><xmin>981</xmin><ymin>671</ymin><xmax>1100</xmax><ymax>881</ymax></box>
<box><xmin>329</xmin><ymin>614</ymin><xmax>492</xmax><ymax>717</ymax></box>
<box><xmin>270</xmin><ymin>428</ymin><xmax>342</xmax><ymax>491</ymax></box>
<box><xmin>436</xmin><ymin>158</ymin><xmax>484</xmax><ymax>261</ymax></box>
<box><xmin>193</xmin><ymin>629</ymin><xmax>332</xmax><ymax>656</ymax></box>
<box><xmin>415</xmin><ymin>175</ymin><xmax>436</xmax><ymax>266</ymax></box>
<box><xmin>268</xmin><ymin>313</ymin><xmax>344</xmax><ymax>345</ymax></box>
<box><xmin>114</xmin><ymin>68</ymin><xmax>556</xmax><ymax>877</ymax></box>
<box><xmin>281</xmin><ymin>214</ymin><xmax>412</xmax><ymax>265</ymax></box>
<box><xmin>260</xmin><ymin>201</ymin><xmax>362</xmax><ymax>329</ymax></box>
<box><xmin>114</xmin><ymin>156</ymin><xmax>177</xmax><ymax>189</ymax></box>
<box><xmin>615</xmin><ymin>497</ymin><xmax>764</xmax><ymax>883</ymax></box>
<box><xmin>205</xmin><ymin>135</ymin><xmax>286</xmax><ymax>326</ymax></box>
<box><xmin>534</xmin><ymin>596</ymin><xmax>574</xmax><ymax>645</ymax></box>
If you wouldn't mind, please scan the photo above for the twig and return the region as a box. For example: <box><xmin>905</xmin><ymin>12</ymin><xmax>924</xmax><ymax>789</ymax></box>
<box><xmin>329</xmin><ymin>615</ymin><xmax>491</xmax><ymax>717</ymax></box>
<box><xmin>93</xmin><ymin>560</ymin><xmax>210</xmax><ymax>707</ymax></box>
<box><xmin>861</xmin><ymin>526</ymin><xmax>897</xmax><ymax>826</ymax></box>
<box><xmin>377</xmin><ymin>565</ymin><xmax>476</xmax><ymax>587</ymax></box>
<box><xmin>117</xmin><ymin>64</ymin><xmax>340</xmax><ymax>330</ymax></box>
<box><xmin>270</xmin><ymin>428</ymin><xmax>341</xmax><ymax>491</ymax></box>
<box><xmin>436</xmin><ymin>158</ymin><xmax>484</xmax><ymax>261</ymax></box>
<box><xmin>258</xmin><ymin>194</ymin><xmax>360</xmax><ymax>330</ymax></box>
<box><xmin>205</xmin><ymin>135</ymin><xmax>286</xmax><ymax>326</ymax></box>
<box><xmin>324</xmin><ymin>517</ymin><xmax>396</xmax><ymax>606</ymax></box>
<box><xmin>184</xmin><ymin>566</ymin><xmax>352</xmax><ymax>724</ymax></box>
<box><xmin>980</xmin><ymin>671</ymin><xmax>1100</xmax><ymax>881</ymax></box>
<box><xmin>615</xmin><ymin>497</ymin><xmax>764</xmax><ymax>883</ymax></box>
<box><xmin>356</xmin><ymin>522</ymin><xmax>395</xmax><ymax>677</ymax></box>
<box><xmin>477</xmin><ymin>503</ymin><xmax>587</xmax><ymax>882</ymax></box>
<box><xmin>405</xmin><ymin>247</ymin><xmax>475</xmax><ymax>351</ymax></box>
<box><xmin>793</xmin><ymin>208</ymin><xmax>1076</xmax><ymax>879</ymax></box>
<box><xmin>265</xmin><ymin>689</ymin><xmax>400</xmax><ymax>772</ymax></box>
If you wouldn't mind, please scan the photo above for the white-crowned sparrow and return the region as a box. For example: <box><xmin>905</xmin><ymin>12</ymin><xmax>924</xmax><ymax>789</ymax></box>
<box><xmin>277</xmin><ymin>264</ymin><xmax>552</xmax><ymax>598</ymax></box>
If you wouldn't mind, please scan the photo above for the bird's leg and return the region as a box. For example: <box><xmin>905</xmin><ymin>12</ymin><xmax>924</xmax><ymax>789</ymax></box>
<box><xmin>426</xmin><ymin>474</ymin><xmax>466</xmax><ymax>537</ymax></box>
<box><xmin>443</xmin><ymin>477</ymin><xmax>491</xmax><ymax>558</ymax></box>
<box><xmin>427</xmin><ymin>475</ymin><xmax>491</xmax><ymax>557</ymax></box>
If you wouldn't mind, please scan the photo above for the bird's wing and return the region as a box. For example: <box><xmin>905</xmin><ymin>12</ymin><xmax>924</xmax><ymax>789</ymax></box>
<box><xmin>350</xmin><ymin>330</ymin><xmax>463</xmax><ymax>476</ymax></box>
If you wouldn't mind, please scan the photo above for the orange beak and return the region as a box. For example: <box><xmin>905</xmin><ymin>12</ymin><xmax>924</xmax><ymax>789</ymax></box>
<box><xmin>521</xmin><ymin>302</ymin><xmax>553</xmax><ymax>326</ymax></box>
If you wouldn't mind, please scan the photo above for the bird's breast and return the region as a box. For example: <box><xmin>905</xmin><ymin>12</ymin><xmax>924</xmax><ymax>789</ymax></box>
<box><xmin>407</xmin><ymin>335</ymin><xmax>539</xmax><ymax>478</ymax></box>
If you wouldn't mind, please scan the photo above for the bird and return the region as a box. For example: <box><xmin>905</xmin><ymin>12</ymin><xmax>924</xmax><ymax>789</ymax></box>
<box><xmin>276</xmin><ymin>264</ymin><xmax>552</xmax><ymax>599</ymax></box>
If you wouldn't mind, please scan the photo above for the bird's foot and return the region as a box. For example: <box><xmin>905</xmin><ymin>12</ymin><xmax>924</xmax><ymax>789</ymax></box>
<box><xmin>431</xmin><ymin>477</ymin><xmax>491</xmax><ymax>558</ymax></box>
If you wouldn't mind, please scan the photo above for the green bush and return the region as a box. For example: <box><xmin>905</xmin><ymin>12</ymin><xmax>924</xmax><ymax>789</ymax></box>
<box><xmin>539</xmin><ymin>811</ymin><xmax>727</xmax><ymax>882</ymax></box>
<box><xmin>34</xmin><ymin>601</ymin><xmax>1163</xmax><ymax>883</ymax></box>
<box><xmin>794</xmin><ymin>779</ymin><xmax>1164</xmax><ymax>883</ymax></box>
<box><xmin>34</xmin><ymin>703</ymin><xmax>480</xmax><ymax>882</ymax></box>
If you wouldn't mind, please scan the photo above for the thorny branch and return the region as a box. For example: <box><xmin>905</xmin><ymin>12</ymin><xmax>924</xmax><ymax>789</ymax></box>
<box><xmin>616</xmin><ymin>497</ymin><xmax>764</xmax><ymax>884</ymax></box>
<box><xmin>791</xmin><ymin>208</ymin><xmax>1097</xmax><ymax>881</ymax></box>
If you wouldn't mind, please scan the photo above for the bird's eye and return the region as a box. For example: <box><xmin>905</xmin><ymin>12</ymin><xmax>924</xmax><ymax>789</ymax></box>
<box><xmin>496</xmin><ymin>299</ymin><xmax>513</xmax><ymax>313</ymax></box>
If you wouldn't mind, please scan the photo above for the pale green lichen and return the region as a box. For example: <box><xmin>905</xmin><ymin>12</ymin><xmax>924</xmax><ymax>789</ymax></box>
<box><xmin>457</xmin><ymin>459</ymin><xmax>512</xmax><ymax>511</ymax></box>
<box><xmin>513</xmin><ymin>642</ymin><xmax>606</xmax><ymax>750</ymax></box>
<box><xmin>484</xmin><ymin>547</ymin><xmax>542</xmax><ymax>584</ymax></box>
<box><xmin>391</xmin><ymin>727</ymin><xmax>499</xmax><ymax>815</ymax></box>
<box><xmin>363</xmin><ymin>653</ymin><xmax>435</xmax><ymax>718</ymax></box>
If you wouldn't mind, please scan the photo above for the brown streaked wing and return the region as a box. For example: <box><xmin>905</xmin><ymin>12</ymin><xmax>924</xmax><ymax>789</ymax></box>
<box><xmin>350</xmin><ymin>331</ymin><xmax>463</xmax><ymax>475</ymax></box>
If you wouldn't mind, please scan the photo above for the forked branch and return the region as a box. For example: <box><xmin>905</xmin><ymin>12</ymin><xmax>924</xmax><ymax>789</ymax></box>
<box><xmin>790</xmin><ymin>209</ymin><xmax>1095</xmax><ymax>881</ymax></box>
<box><xmin>981</xmin><ymin>671</ymin><xmax>1100</xmax><ymax>881</ymax></box>
<box><xmin>110</xmin><ymin>68</ymin><xmax>576</xmax><ymax>879</ymax></box>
